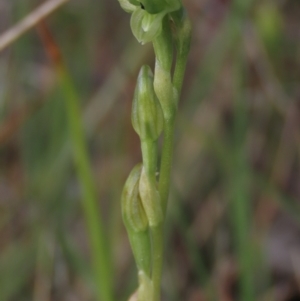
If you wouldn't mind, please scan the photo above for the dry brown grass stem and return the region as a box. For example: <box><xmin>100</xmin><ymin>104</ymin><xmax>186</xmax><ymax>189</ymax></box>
<box><xmin>0</xmin><ymin>0</ymin><xmax>69</xmax><ymax>52</ymax></box>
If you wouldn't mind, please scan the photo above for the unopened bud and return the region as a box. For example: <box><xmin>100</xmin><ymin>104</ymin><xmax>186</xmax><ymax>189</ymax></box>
<box><xmin>139</xmin><ymin>167</ymin><xmax>163</xmax><ymax>227</ymax></box>
<box><xmin>154</xmin><ymin>62</ymin><xmax>176</xmax><ymax>119</ymax></box>
<box><xmin>121</xmin><ymin>164</ymin><xmax>151</xmax><ymax>274</ymax></box>
<box><xmin>122</xmin><ymin>164</ymin><xmax>148</xmax><ymax>232</ymax></box>
<box><xmin>132</xmin><ymin>65</ymin><xmax>164</xmax><ymax>141</ymax></box>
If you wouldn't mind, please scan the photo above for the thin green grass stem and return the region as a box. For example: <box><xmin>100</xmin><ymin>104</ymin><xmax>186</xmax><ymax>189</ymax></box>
<box><xmin>57</xmin><ymin>67</ymin><xmax>113</xmax><ymax>301</ymax></box>
<box><xmin>230</xmin><ymin>50</ymin><xmax>254</xmax><ymax>301</ymax></box>
<box><xmin>230</xmin><ymin>161</ymin><xmax>253</xmax><ymax>301</ymax></box>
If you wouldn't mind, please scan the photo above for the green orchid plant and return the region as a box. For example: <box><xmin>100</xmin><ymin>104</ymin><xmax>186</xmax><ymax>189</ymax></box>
<box><xmin>118</xmin><ymin>0</ymin><xmax>191</xmax><ymax>300</ymax></box>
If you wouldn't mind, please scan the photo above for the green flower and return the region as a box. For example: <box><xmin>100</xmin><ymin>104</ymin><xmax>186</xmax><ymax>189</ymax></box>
<box><xmin>118</xmin><ymin>0</ymin><xmax>181</xmax><ymax>44</ymax></box>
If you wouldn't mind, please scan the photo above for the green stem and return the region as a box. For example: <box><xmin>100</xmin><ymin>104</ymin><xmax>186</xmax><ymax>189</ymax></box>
<box><xmin>158</xmin><ymin>117</ymin><xmax>176</xmax><ymax>216</ymax></box>
<box><xmin>150</xmin><ymin>223</ymin><xmax>164</xmax><ymax>301</ymax></box>
<box><xmin>141</xmin><ymin>139</ymin><xmax>158</xmax><ymax>176</ymax></box>
<box><xmin>150</xmin><ymin>14</ymin><xmax>190</xmax><ymax>301</ymax></box>
<box><xmin>173</xmin><ymin>12</ymin><xmax>192</xmax><ymax>98</ymax></box>
<box><xmin>57</xmin><ymin>68</ymin><xmax>113</xmax><ymax>301</ymax></box>
<box><xmin>147</xmin><ymin>118</ymin><xmax>174</xmax><ymax>301</ymax></box>
<box><xmin>173</xmin><ymin>52</ymin><xmax>187</xmax><ymax>97</ymax></box>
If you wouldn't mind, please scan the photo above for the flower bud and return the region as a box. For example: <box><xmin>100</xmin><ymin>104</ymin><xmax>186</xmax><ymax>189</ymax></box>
<box><xmin>130</xmin><ymin>9</ymin><xmax>166</xmax><ymax>44</ymax></box>
<box><xmin>154</xmin><ymin>62</ymin><xmax>176</xmax><ymax>119</ymax></box>
<box><xmin>121</xmin><ymin>164</ymin><xmax>151</xmax><ymax>274</ymax></box>
<box><xmin>139</xmin><ymin>167</ymin><xmax>163</xmax><ymax>227</ymax></box>
<box><xmin>132</xmin><ymin>65</ymin><xmax>164</xmax><ymax>141</ymax></box>
<box><xmin>122</xmin><ymin>164</ymin><xmax>148</xmax><ymax>232</ymax></box>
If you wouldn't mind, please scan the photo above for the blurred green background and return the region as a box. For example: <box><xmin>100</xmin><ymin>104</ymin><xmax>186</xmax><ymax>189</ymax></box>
<box><xmin>0</xmin><ymin>0</ymin><xmax>300</xmax><ymax>300</ymax></box>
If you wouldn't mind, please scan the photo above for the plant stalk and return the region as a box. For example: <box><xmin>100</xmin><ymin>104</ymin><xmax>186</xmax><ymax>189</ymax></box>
<box><xmin>159</xmin><ymin>118</ymin><xmax>176</xmax><ymax>216</ymax></box>
<box><xmin>151</xmin><ymin>223</ymin><xmax>164</xmax><ymax>301</ymax></box>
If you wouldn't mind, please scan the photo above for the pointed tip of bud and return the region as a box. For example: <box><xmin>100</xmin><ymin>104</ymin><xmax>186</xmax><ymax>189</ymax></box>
<box><xmin>139</xmin><ymin>65</ymin><xmax>153</xmax><ymax>82</ymax></box>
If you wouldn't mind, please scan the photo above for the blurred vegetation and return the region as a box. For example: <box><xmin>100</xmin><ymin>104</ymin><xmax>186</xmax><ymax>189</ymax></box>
<box><xmin>0</xmin><ymin>0</ymin><xmax>300</xmax><ymax>300</ymax></box>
